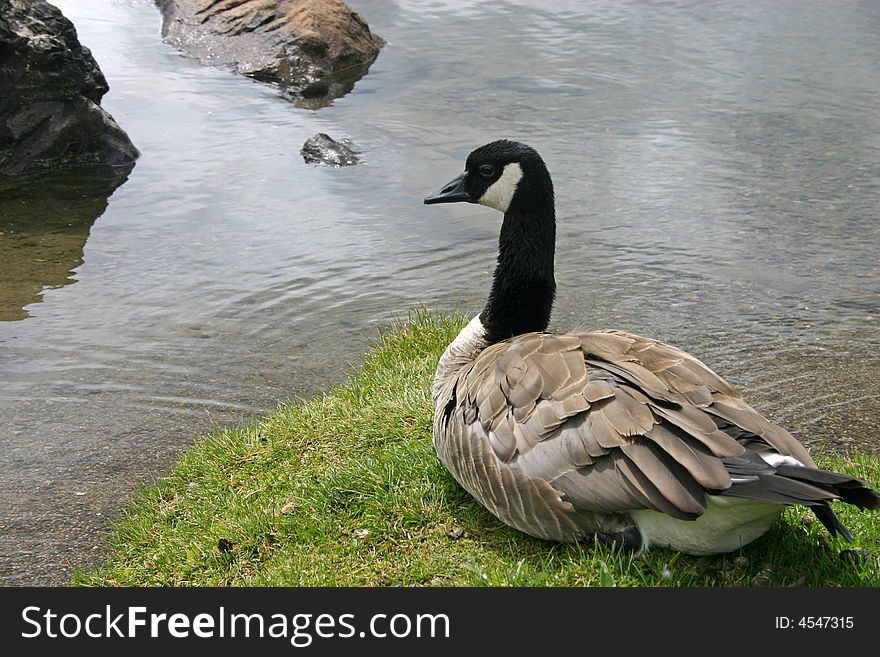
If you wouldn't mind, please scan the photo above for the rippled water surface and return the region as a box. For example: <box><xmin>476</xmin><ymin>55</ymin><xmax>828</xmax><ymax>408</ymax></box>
<box><xmin>1</xmin><ymin>0</ymin><xmax>878</xmax><ymax>583</ymax></box>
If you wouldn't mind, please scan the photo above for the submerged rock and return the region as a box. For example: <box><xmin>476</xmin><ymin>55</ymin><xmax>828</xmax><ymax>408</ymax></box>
<box><xmin>301</xmin><ymin>133</ymin><xmax>359</xmax><ymax>166</ymax></box>
<box><xmin>0</xmin><ymin>0</ymin><xmax>139</xmax><ymax>177</ymax></box>
<box><xmin>156</xmin><ymin>0</ymin><xmax>385</xmax><ymax>108</ymax></box>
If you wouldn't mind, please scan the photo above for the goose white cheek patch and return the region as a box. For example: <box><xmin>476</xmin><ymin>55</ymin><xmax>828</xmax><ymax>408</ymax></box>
<box><xmin>477</xmin><ymin>162</ymin><xmax>523</xmax><ymax>213</ymax></box>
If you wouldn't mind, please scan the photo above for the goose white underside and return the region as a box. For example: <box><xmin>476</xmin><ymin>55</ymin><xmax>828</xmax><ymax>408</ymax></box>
<box><xmin>631</xmin><ymin>496</ymin><xmax>783</xmax><ymax>555</ymax></box>
<box><xmin>432</xmin><ymin>315</ymin><xmax>487</xmax><ymax>404</ymax></box>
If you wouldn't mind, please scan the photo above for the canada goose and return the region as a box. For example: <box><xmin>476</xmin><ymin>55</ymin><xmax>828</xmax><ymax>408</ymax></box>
<box><xmin>424</xmin><ymin>139</ymin><xmax>880</xmax><ymax>555</ymax></box>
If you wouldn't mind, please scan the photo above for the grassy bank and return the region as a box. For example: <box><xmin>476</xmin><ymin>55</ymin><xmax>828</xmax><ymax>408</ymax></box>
<box><xmin>75</xmin><ymin>311</ymin><xmax>879</xmax><ymax>586</ymax></box>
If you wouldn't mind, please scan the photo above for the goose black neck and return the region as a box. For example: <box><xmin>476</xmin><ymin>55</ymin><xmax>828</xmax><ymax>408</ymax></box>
<box><xmin>480</xmin><ymin>187</ymin><xmax>556</xmax><ymax>344</ymax></box>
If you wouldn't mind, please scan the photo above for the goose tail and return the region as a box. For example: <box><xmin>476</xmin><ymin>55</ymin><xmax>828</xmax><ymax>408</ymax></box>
<box><xmin>722</xmin><ymin>456</ymin><xmax>880</xmax><ymax>541</ymax></box>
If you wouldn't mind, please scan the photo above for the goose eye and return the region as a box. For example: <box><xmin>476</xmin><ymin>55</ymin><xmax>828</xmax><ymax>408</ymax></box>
<box><xmin>478</xmin><ymin>164</ymin><xmax>495</xmax><ymax>178</ymax></box>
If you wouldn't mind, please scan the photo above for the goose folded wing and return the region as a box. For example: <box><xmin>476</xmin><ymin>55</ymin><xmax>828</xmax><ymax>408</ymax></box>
<box><xmin>581</xmin><ymin>330</ymin><xmax>815</xmax><ymax>466</ymax></box>
<box><xmin>460</xmin><ymin>332</ymin><xmax>754</xmax><ymax>520</ymax></box>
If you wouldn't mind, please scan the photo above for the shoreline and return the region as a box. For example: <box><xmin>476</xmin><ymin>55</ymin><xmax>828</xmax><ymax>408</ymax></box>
<box><xmin>72</xmin><ymin>311</ymin><xmax>880</xmax><ymax>587</ymax></box>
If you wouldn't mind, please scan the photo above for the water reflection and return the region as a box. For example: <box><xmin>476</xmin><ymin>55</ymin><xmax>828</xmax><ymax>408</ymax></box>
<box><xmin>279</xmin><ymin>60</ymin><xmax>382</xmax><ymax>110</ymax></box>
<box><xmin>0</xmin><ymin>166</ymin><xmax>133</xmax><ymax>321</ymax></box>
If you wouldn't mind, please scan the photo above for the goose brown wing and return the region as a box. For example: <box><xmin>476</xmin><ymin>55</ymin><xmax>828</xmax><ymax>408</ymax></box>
<box><xmin>451</xmin><ymin>330</ymin><xmax>814</xmax><ymax>521</ymax></box>
<box><xmin>583</xmin><ymin>330</ymin><xmax>815</xmax><ymax>467</ymax></box>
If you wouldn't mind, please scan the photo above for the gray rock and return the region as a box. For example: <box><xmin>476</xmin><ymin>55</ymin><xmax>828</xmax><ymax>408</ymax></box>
<box><xmin>155</xmin><ymin>0</ymin><xmax>385</xmax><ymax>109</ymax></box>
<box><xmin>301</xmin><ymin>133</ymin><xmax>359</xmax><ymax>166</ymax></box>
<box><xmin>0</xmin><ymin>0</ymin><xmax>139</xmax><ymax>178</ymax></box>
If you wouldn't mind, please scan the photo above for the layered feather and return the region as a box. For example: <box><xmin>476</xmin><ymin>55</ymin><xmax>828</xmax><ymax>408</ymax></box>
<box><xmin>433</xmin><ymin>327</ymin><xmax>880</xmax><ymax>547</ymax></box>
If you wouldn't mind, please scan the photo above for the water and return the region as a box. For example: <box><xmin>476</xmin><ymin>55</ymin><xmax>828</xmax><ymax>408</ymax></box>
<box><xmin>1</xmin><ymin>0</ymin><xmax>878</xmax><ymax>584</ymax></box>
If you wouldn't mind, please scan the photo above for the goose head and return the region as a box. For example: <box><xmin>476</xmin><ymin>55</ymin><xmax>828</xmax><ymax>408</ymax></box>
<box><xmin>424</xmin><ymin>140</ymin><xmax>557</xmax><ymax>344</ymax></box>
<box><xmin>424</xmin><ymin>139</ymin><xmax>553</xmax><ymax>214</ymax></box>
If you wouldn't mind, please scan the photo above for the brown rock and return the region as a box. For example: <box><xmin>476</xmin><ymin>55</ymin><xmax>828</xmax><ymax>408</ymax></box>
<box><xmin>156</xmin><ymin>0</ymin><xmax>385</xmax><ymax>108</ymax></box>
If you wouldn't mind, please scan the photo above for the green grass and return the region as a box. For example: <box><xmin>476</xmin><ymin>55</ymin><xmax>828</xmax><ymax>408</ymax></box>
<box><xmin>74</xmin><ymin>311</ymin><xmax>880</xmax><ymax>587</ymax></box>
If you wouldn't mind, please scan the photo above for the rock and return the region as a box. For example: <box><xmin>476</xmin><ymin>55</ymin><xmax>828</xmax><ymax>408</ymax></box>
<box><xmin>301</xmin><ymin>133</ymin><xmax>359</xmax><ymax>166</ymax></box>
<box><xmin>0</xmin><ymin>0</ymin><xmax>139</xmax><ymax>178</ymax></box>
<box><xmin>155</xmin><ymin>0</ymin><xmax>385</xmax><ymax>108</ymax></box>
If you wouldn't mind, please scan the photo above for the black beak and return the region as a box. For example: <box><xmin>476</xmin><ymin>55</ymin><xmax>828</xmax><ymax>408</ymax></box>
<box><xmin>424</xmin><ymin>172</ymin><xmax>471</xmax><ymax>204</ymax></box>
